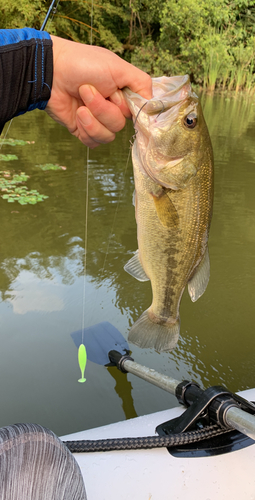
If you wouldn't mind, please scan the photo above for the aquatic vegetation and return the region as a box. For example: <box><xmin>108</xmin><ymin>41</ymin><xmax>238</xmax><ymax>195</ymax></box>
<box><xmin>0</xmin><ymin>170</ymin><xmax>48</xmax><ymax>205</ymax></box>
<box><xmin>0</xmin><ymin>138</ymin><xmax>34</xmax><ymax>146</ymax></box>
<box><xmin>35</xmin><ymin>163</ymin><xmax>66</xmax><ymax>171</ymax></box>
<box><xmin>207</xmin><ymin>50</ymin><xmax>222</xmax><ymax>93</ymax></box>
<box><xmin>0</xmin><ymin>144</ymin><xmax>66</xmax><ymax>206</ymax></box>
<box><xmin>2</xmin><ymin>188</ymin><xmax>48</xmax><ymax>205</ymax></box>
<box><xmin>0</xmin><ymin>171</ymin><xmax>29</xmax><ymax>187</ymax></box>
<box><xmin>0</xmin><ymin>154</ymin><xmax>18</xmax><ymax>161</ymax></box>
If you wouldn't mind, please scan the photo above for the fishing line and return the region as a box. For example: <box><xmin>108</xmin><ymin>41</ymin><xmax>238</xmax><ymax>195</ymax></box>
<box><xmin>0</xmin><ymin>1</ymin><xmax>89</xmax><ymax>383</ymax></box>
<box><xmin>77</xmin><ymin>0</ymin><xmax>131</xmax><ymax>357</ymax></box>
<box><xmin>77</xmin><ymin>0</ymin><xmax>154</xmax><ymax>380</ymax></box>
<box><xmin>77</xmin><ymin>0</ymin><xmax>94</xmax><ymax>383</ymax></box>
<box><xmin>81</xmin><ymin>147</ymin><xmax>90</xmax><ymax>340</ymax></box>
<box><xmin>100</xmin><ymin>92</ymin><xmax>164</xmax><ymax>272</ymax></box>
<box><xmin>90</xmin><ymin>0</ymin><xmax>93</xmax><ymax>45</ymax></box>
<box><xmin>0</xmin><ymin>119</ymin><xmax>13</xmax><ymax>151</ymax></box>
<box><xmin>100</xmin><ymin>98</ymin><xmax>152</xmax><ymax>280</ymax></box>
<box><xmin>100</xmin><ymin>148</ymin><xmax>132</xmax><ymax>277</ymax></box>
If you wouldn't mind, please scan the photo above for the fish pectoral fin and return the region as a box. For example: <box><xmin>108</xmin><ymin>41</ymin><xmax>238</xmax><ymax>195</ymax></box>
<box><xmin>188</xmin><ymin>247</ymin><xmax>210</xmax><ymax>302</ymax></box>
<box><xmin>124</xmin><ymin>250</ymin><xmax>149</xmax><ymax>282</ymax></box>
<box><xmin>151</xmin><ymin>191</ymin><xmax>179</xmax><ymax>229</ymax></box>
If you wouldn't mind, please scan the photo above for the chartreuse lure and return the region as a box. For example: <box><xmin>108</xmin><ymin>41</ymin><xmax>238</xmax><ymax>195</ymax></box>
<box><xmin>78</xmin><ymin>344</ymin><xmax>87</xmax><ymax>383</ymax></box>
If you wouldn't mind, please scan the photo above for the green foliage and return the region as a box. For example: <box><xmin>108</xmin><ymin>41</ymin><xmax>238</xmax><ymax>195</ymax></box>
<box><xmin>157</xmin><ymin>0</ymin><xmax>255</xmax><ymax>90</ymax></box>
<box><xmin>0</xmin><ymin>0</ymin><xmax>45</xmax><ymax>29</ymax></box>
<box><xmin>1</xmin><ymin>0</ymin><xmax>255</xmax><ymax>90</ymax></box>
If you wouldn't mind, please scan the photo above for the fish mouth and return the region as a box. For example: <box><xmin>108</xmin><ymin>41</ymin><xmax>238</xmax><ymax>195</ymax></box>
<box><xmin>145</xmin><ymin>75</ymin><xmax>193</xmax><ymax>115</ymax></box>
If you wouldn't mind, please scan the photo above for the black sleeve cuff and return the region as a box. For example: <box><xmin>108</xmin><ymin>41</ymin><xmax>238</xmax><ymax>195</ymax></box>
<box><xmin>0</xmin><ymin>29</ymin><xmax>53</xmax><ymax>133</ymax></box>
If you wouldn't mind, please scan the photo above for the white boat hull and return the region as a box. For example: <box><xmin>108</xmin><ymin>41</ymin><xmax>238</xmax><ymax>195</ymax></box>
<box><xmin>61</xmin><ymin>388</ymin><xmax>255</xmax><ymax>500</ymax></box>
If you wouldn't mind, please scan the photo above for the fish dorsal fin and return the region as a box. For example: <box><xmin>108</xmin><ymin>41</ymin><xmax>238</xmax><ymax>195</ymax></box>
<box><xmin>124</xmin><ymin>250</ymin><xmax>149</xmax><ymax>282</ymax></box>
<box><xmin>188</xmin><ymin>247</ymin><xmax>210</xmax><ymax>302</ymax></box>
<box><xmin>152</xmin><ymin>190</ymin><xmax>179</xmax><ymax>229</ymax></box>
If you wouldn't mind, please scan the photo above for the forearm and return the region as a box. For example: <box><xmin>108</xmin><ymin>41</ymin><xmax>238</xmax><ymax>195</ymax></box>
<box><xmin>0</xmin><ymin>29</ymin><xmax>152</xmax><ymax>147</ymax></box>
<box><xmin>0</xmin><ymin>28</ymin><xmax>53</xmax><ymax>133</ymax></box>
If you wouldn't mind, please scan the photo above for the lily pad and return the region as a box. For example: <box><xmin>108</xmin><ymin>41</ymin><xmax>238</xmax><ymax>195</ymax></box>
<box><xmin>0</xmin><ymin>170</ymin><xmax>48</xmax><ymax>205</ymax></box>
<box><xmin>0</xmin><ymin>154</ymin><xmax>18</xmax><ymax>161</ymax></box>
<box><xmin>0</xmin><ymin>138</ymin><xmax>33</xmax><ymax>146</ymax></box>
<box><xmin>2</xmin><ymin>190</ymin><xmax>48</xmax><ymax>205</ymax></box>
<box><xmin>0</xmin><ymin>171</ymin><xmax>29</xmax><ymax>191</ymax></box>
<box><xmin>35</xmin><ymin>163</ymin><xmax>66</xmax><ymax>171</ymax></box>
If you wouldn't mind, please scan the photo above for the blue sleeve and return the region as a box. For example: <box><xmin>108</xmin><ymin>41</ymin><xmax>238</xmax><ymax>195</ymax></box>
<box><xmin>0</xmin><ymin>28</ymin><xmax>53</xmax><ymax>133</ymax></box>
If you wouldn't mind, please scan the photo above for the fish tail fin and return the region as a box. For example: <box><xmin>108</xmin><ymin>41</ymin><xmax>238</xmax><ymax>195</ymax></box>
<box><xmin>128</xmin><ymin>310</ymin><xmax>180</xmax><ymax>353</ymax></box>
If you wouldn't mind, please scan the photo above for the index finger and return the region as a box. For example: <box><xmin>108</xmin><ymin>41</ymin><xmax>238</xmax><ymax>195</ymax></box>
<box><xmin>112</xmin><ymin>59</ymin><xmax>153</xmax><ymax>101</ymax></box>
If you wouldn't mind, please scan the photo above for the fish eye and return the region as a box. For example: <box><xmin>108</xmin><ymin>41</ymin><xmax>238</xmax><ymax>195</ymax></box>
<box><xmin>184</xmin><ymin>113</ymin><xmax>197</xmax><ymax>129</ymax></box>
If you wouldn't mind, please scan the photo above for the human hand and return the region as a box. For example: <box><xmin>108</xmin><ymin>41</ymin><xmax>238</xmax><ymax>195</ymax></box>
<box><xmin>46</xmin><ymin>36</ymin><xmax>152</xmax><ymax>148</ymax></box>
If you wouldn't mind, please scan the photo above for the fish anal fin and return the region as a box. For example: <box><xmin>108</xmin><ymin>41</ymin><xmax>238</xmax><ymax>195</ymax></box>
<box><xmin>128</xmin><ymin>309</ymin><xmax>180</xmax><ymax>352</ymax></box>
<box><xmin>124</xmin><ymin>250</ymin><xmax>149</xmax><ymax>282</ymax></box>
<box><xmin>151</xmin><ymin>190</ymin><xmax>179</xmax><ymax>229</ymax></box>
<box><xmin>188</xmin><ymin>247</ymin><xmax>210</xmax><ymax>302</ymax></box>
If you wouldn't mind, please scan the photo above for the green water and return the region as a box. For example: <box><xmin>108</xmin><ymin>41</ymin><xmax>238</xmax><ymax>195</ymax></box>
<box><xmin>0</xmin><ymin>94</ymin><xmax>255</xmax><ymax>437</ymax></box>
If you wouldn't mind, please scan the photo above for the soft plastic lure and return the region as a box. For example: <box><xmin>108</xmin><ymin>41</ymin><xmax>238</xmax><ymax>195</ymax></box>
<box><xmin>78</xmin><ymin>344</ymin><xmax>87</xmax><ymax>383</ymax></box>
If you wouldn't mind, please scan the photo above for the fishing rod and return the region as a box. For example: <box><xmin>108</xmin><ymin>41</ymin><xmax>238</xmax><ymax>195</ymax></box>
<box><xmin>41</xmin><ymin>0</ymin><xmax>59</xmax><ymax>31</ymax></box>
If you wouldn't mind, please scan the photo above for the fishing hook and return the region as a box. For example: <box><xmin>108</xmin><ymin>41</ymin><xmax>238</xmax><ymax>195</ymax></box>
<box><xmin>156</xmin><ymin>100</ymin><xmax>165</xmax><ymax>119</ymax></box>
<box><xmin>133</xmin><ymin>100</ymin><xmax>149</xmax><ymax>129</ymax></box>
<box><xmin>129</xmin><ymin>101</ymin><xmax>149</xmax><ymax>148</ymax></box>
<box><xmin>130</xmin><ymin>99</ymin><xmax>165</xmax><ymax>148</ymax></box>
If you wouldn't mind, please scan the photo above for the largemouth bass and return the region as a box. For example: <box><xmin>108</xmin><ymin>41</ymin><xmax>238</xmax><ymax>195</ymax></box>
<box><xmin>123</xmin><ymin>75</ymin><xmax>213</xmax><ymax>352</ymax></box>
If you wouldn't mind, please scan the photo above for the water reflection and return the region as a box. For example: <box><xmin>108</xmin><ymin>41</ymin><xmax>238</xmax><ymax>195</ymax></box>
<box><xmin>0</xmin><ymin>94</ymin><xmax>255</xmax><ymax>435</ymax></box>
<box><xmin>7</xmin><ymin>270</ymin><xmax>64</xmax><ymax>314</ymax></box>
<box><xmin>107</xmin><ymin>366</ymin><xmax>137</xmax><ymax>420</ymax></box>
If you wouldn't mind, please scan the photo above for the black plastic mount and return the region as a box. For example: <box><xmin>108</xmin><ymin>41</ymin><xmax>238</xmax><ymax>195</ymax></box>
<box><xmin>157</xmin><ymin>381</ymin><xmax>255</xmax><ymax>457</ymax></box>
<box><xmin>108</xmin><ymin>350</ymin><xmax>134</xmax><ymax>373</ymax></box>
<box><xmin>173</xmin><ymin>381</ymin><xmax>255</xmax><ymax>432</ymax></box>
